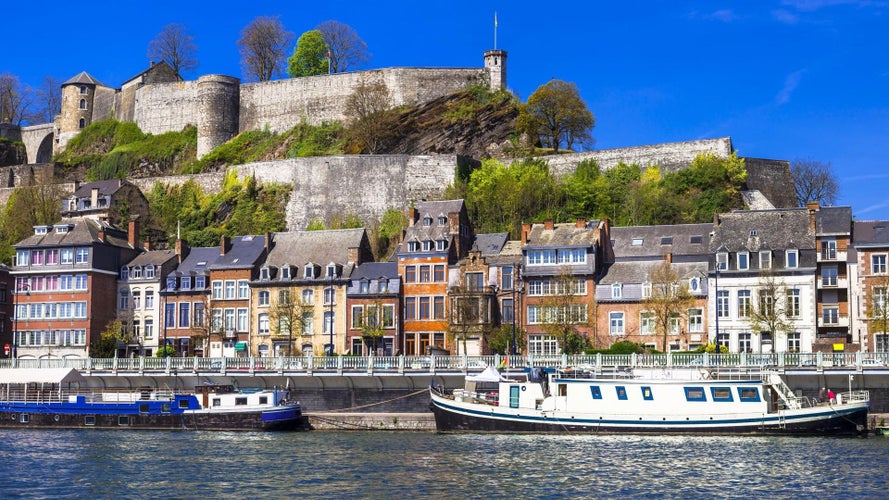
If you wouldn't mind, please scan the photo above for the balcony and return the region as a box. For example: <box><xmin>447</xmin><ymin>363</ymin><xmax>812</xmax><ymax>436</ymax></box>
<box><xmin>817</xmin><ymin>249</ymin><xmax>847</xmax><ymax>262</ymax></box>
<box><xmin>817</xmin><ymin>314</ymin><xmax>849</xmax><ymax>328</ymax></box>
<box><xmin>817</xmin><ymin>277</ymin><xmax>848</xmax><ymax>289</ymax></box>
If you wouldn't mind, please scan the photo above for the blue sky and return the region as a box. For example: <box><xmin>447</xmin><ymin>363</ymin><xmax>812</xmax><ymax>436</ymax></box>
<box><xmin>6</xmin><ymin>1</ymin><xmax>889</xmax><ymax>219</ymax></box>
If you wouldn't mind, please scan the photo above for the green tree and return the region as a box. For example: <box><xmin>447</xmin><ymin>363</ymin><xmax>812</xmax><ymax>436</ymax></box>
<box><xmin>865</xmin><ymin>277</ymin><xmax>889</xmax><ymax>349</ymax></box>
<box><xmin>516</xmin><ymin>79</ymin><xmax>594</xmax><ymax>153</ymax></box>
<box><xmin>343</xmin><ymin>80</ymin><xmax>395</xmax><ymax>153</ymax></box>
<box><xmin>287</xmin><ymin>30</ymin><xmax>329</xmax><ymax>77</ymax></box>
<box><xmin>487</xmin><ymin>325</ymin><xmax>527</xmax><ymax>355</ymax></box>
<box><xmin>538</xmin><ymin>269</ymin><xmax>591</xmax><ymax>354</ymax></box>
<box><xmin>92</xmin><ymin>319</ymin><xmax>132</xmax><ymax>358</ymax></box>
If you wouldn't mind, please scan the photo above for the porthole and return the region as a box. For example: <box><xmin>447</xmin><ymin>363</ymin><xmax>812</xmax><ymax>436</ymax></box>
<box><xmin>54</xmin><ymin>415</ymin><xmax>60</xmax><ymax>422</ymax></box>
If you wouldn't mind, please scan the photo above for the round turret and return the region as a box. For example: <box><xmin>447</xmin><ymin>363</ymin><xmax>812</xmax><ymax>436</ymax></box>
<box><xmin>197</xmin><ymin>75</ymin><xmax>240</xmax><ymax>158</ymax></box>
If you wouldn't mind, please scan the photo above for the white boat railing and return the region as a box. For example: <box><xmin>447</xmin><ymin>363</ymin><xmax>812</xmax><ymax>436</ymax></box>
<box><xmin>0</xmin><ymin>388</ymin><xmax>177</xmax><ymax>404</ymax></box>
<box><xmin>1</xmin><ymin>351</ymin><xmax>887</xmax><ymax>374</ymax></box>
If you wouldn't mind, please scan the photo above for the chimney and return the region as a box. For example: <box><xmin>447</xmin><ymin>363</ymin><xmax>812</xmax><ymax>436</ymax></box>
<box><xmin>264</xmin><ymin>232</ymin><xmax>272</xmax><ymax>250</ymax></box>
<box><xmin>220</xmin><ymin>235</ymin><xmax>231</xmax><ymax>255</ymax></box>
<box><xmin>348</xmin><ymin>246</ymin><xmax>359</xmax><ymax>264</ymax></box>
<box><xmin>91</xmin><ymin>188</ymin><xmax>99</xmax><ymax>210</ymax></box>
<box><xmin>97</xmin><ymin>229</ymin><xmax>105</xmax><ymax>242</ymax></box>
<box><xmin>807</xmin><ymin>201</ymin><xmax>819</xmax><ymax>231</ymax></box>
<box><xmin>521</xmin><ymin>223</ymin><xmax>531</xmax><ymax>245</ymax></box>
<box><xmin>713</xmin><ymin>212</ymin><xmax>721</xmax><ymax>226</ymax></box>
<box><xmin>575</xmin><ymin>219</ymin><xmax>586</xmax><ymax>229</ymax></box>
<box><xmin>665</xmin><ymin>252</ymin><xmax>673</xmax><ymax>263</ymax></box>
<box><xmin>544</xmin><ymin>220</ymin><xmax>554</xmax><ymax>230</ymax></box>
<box><xmin>143</xmin><ymin>241</ymin><xmax>151</xmax><ymax>251</ymax></box>
<box><xmin>128</xmin><ymin>219</ymin><xmax>139</xmax><ymax>249</ymax></box>
<box><xmin>408</xmin><ymin>207</ymin><xmax>417</xmax><ymax>227</ymax></box>
<box><xmin>175</xmin><ymin>238</ymin><xmax>190</xmax><ymax>263</ymax></box>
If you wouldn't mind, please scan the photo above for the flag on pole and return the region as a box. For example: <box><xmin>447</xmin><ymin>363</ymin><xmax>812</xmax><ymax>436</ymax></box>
<box><xmin>495</xmin><ymin>12</ymin><xmax>498</xmax><ymax>28</ymax></box>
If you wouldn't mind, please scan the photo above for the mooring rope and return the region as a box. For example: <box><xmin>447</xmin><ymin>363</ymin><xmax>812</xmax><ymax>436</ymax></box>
<box><xmin>316</xmin><ymin>388</ymin><xmax>429</xmax><ymax>413</ymax></box>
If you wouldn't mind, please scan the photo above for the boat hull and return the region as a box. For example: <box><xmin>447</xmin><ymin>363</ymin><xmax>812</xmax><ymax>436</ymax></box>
<box><xmin>430</xmin><ymin>391</ymin><xmax>869</xmax><ymax>436</ymax></box>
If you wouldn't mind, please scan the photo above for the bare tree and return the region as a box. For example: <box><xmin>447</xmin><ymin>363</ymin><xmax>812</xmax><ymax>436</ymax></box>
<box><xmin>147</xmin><ymin>23</ymin><xmax>198</xmax><ymax>76</ymax></box>
<box><xmin>747</xmin><ymin>270</ymin><xmax>796</xmax><ymax>353</ymax></box>
<box><xmin>448</xmin><ymin>285</ymin><xmax>490</xmax><ymax>355</ymax></box>
<box><xmin>238</xmin><ymin>16</ymin><xmax>295</xmax><ymax>82</ymax></box>
<box><xmin>344</xmin><ymin>80</ymin><xmax>395</xmax><ymax>153</ymax></box>
<box><xmin>643</xmin><ymin>261</ymin><xmax>694</xmax><ymax>352</ymax></box>
<box><xmin>791</xmin><ymin>158</ymin><xmax>839</xmax><ymax>207</ymax></box>
<box><xmin>864</xmin><ymin>277</ymin><xmax>889</xmax><ymax>351</ymax></box>
<box><xmin>33</xmin><ymin>76</ymin><xmax>61</xmax><ymax>124</ymax></box>
<box><xmin>316</xmin><ymin>20</ymin><xmax>369</xmax><ymax>73</ymax></box>
<box><xmin>0</xmin><ymin>73</ymin><xmax>32</xmax><ymax>125</ymax></box>
<box><xmin>268</xmin><ymin>288</ymin><xmax>311</xmax><ymax>356</ymax></box>
<box><xmin>538</xmin><ymin>269</ymin><xmax>591</xmax><ymax>354</ymax></box>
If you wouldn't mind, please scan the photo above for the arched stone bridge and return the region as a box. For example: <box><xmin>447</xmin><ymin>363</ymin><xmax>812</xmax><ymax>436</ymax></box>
<box><xmin>19</xmin><ymin>123</ymin><xmax>54</xmax><ymax>164</ymax></box>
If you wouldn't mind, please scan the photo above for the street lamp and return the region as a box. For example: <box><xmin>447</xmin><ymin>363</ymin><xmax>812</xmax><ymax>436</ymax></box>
<box><xmin>713</xmin><ymin>260</ymin><xmax>721</xmax><ymax>356</ymax></box>
<box><xmin>327</xmin><ymin>287</ymin><xmax>335</xmax><ymax>356</ymax></box>
<box><xmin>511</xmin><ymin>264</ymin><xmax>523</xmax><ymax>357</ymax></box>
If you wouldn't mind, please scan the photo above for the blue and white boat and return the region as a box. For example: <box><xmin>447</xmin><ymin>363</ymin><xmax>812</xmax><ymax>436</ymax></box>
<box><xmin>0</xmin><ymin>368</ymin><xmax>307</xmax><ymax>431</ymax></box>
<box><xmin>430</xmin><ymin>366</ymin><xmax>870</xmax><ymax>435</ymax></box>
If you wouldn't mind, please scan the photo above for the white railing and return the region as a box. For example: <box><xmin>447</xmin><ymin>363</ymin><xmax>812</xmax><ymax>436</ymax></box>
<box><xmin>1</xmin><ymin>352</ymin><xmax>887</xmax><ymax>374</ymax></box>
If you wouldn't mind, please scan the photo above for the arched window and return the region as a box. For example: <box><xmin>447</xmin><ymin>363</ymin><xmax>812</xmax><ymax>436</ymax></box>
<box><xmin>78</xmin><ymin>118</ymin><xmax>85</xmax><ymax>129</ymax></box>
<box><xmin>79</xmin><ymin>99</ymin><xmax>87</xmax><ymax>110</ymax></box>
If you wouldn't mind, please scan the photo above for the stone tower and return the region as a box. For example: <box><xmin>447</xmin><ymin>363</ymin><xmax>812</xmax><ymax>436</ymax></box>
<box><xmin>57</xmin><ymin>72</ymin><xmax>100</xmax><ymax>149</ymax></box>
<box><xmin>484</xmin><ymin>50</ymin><xmax>507</xmax><ymax>91</ymax></box>
<box><xmin>197</xmin><ymin>75</ymin><xmax>241</xmax><ymax>159</ymax></box>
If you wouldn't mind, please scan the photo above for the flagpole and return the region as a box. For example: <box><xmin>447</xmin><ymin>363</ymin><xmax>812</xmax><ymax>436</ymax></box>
<box><xmin>494</xmin><ymin>12</ymin><xmax>498</xmax><ymax>50</ymax></box>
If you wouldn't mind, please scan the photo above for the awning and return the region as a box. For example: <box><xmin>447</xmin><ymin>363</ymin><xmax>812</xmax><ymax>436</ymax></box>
<box><xmin>235</xmin><ymin>342</ymin><xmax>247</xmax><ymax>351</ymax></box>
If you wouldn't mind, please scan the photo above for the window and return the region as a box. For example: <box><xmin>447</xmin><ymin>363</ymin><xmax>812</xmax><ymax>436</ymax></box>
<box><xmin>438</xmin><ymin>216</ymin><xmax>447</xmax><ymax>226</ymax></box>
<box><xmin>75</xmin><ymin>248</ymin><xmax>89</xmax><ymax>264</ymax></box>
<box><xmin>641</xmin><ymin>386</ymin><xmax>653</xmax><ymax>401</ymax></box>
<box><xmin>302</xmin><ymin>312</ymin><xmax>313</xmax><ymax>335</ymax></box>
<box><xmin>195</xmin><ymin>276</ymin><xmax>206</xmax><ymax>289</ymax></box>
<box><xmin>717</xmin><ymin>290</ymin><xmax>729</xmax><ymax>318</ymax></box>
<box><xmin>351</xmin><ymin>306</ymin><xmax>364</xmax><ymax>329</ymax></box>
<box><xmin>874</xmin><ymin>287</ymin><xmax>888</xmax><ymax>316</ymax></box>
<box><xmin>611</xmin><ymin>283</ymin><xmax>622</xmax><ymax>299</ymax></box>
<box><xmin>716</xmin><ymin>252</ymin><xmax>728</xmax><ymax>271</ymax></box>
<box><xmin>120</xmin><ymin>266</ymin><xmax>129</xmax><ymax>280</ymax></box>
<box><xmin>631</xmin><ymin>238</ymin><xmax>643</xmax><ymax>246</ymax></box>
<box><xmin>405</xmin><ymin>266</ymin><xmax>416</xmax><ymax>283</ymax></box>
<box><xmin>224</xmin><ymin>309</ymin><xmax>236</xmax><ymax>331</ymax></box>
<box><xmin>131</xmin><ymin>266</ymin><xmax>142</xmax><ymax>279</ymax></box>
<box><xmin>465</xmin><ymin>272</ymin><xmax>484</xmax><ymax>291</ymax></box>
<box><xmin>30</xmin><ymin>250</ymin><xmax>44</xmax><ymax>265</ymax></box>
<box><xmin>382</xmin><ymin>304</ymin><xmax>395</xmax><ymax>328</ymax></box>
<box><xmin>144</xmin><ymin>290</ymin><xmax>154</xmax><ymax>309</ymax></box>
<box><xmin>669</xmin><ymin>315</ymin><xmax>680</xmax><ymax>335</ymax></box>
<box><xmin>422</xmin><ymin>240</ymin><xmax>432</xmax><ymax>252</ymax></box>
<box><xmin>822</xmin><ymin>266</ymin><xmax>838</xmax><ymax>287</ymax></box>
<box><xmin>787</xmin><ymin>332</ymin><xmax>801</xmax><ymax>353</ymax></box>
<box><xmin>404</xmin><ymin>297</ymin><xmax>416</xmax><ymax>320</ymax></box>
<box><xmin>760</xmin><ymin>251</ymin><xmax>771</xmax><ymax>269</ymax></box>
<box><xmin>738</xmin><ymin>387</ymin><xmax>761</xmax><ymax>402</ymax></box>
<box><xmin>823</xmin><ymin>306</ymin><xmax>839</xmax><ymax>324</ymax></box>
<box><xmin>785</xmin><ymin>249</ymin><xmax>798</xmax><ymax>269</ymax></box>
<box><xmin>527</xmin><ymin>250</ymin><xmax>557</xmax><ymax>265</ymax></box>
<box><xmin>323</xmin><ymin>311</ymin><xmax>334</xmax><ymax>335</ymax></box>
<box><xmin>119</xmin><ymin>290</ymin><xmax>129</xmax><ymax>310</ymax></box>
<box><xmin>145</xmin><ymin>265</ymin><xmax>155</xmax><ymax>279</ymax></box>
<box><xmin>433</xmin><ymin>265</ymin><xmax>445</xmax><ymax>282</ymax></box>
<box><xmin>224</xmin><ymin>280</ymin><xmax>236</xmax><ymax>299</ymax></box>
<box><xmin>144</xmin><ymin>318</ymin><xmax>154</xmax><ymax>339</ymax></box>
<box><xmin>278</xmin><ymin>290</ymin><xmax>291</xmax><ymax>305</ymax></box>
<box><xmin>711</xmin><ymin>388</ymin><xmax>733</xmax><ymax>402</ymax></box>
<box><xmin>688</xmin><ymin>308</ymin><xmax>703</xmax><ymax>332</ymax></box>
<box><xmin>436</xmin><ymin>240</ymin><xmax>447</xmax><ymax>251</ymax></box>
<box><xmin>79</xmin><ymin>118</ymin><xmax>85</xmax><ymax>129</ymax></box>
<box><xmin>304</xmin><ymin>265</ymin><xmax>314</xmax><ymax>279</ymax></box>
<box><xmin>528</xmin><ymin>335</ymin><xmax>559</xmax><ymax>356</ymax></box>
<box><xmin>684</xmin><ymin>387</ymin><xmax>706</xmax><ymax>402</ymax></box>
<box><xmin>787</xmin><ymin>289</ymin><xmax>801</xmax><ymax>317</ymax></box>
<box><xmin>326</xmin><ymin>265</ymin><xmax>336</xmax><ymax>278</ymax></box>
<box><xmin>738</xmin><ymin>332</ymin><xmax>752</xmax><ymax>353</ymax></box>
<box><xmin>79</xmin><ymin>85</ymin><xmax>87</xmax><ymax>94</ymax></box>
<box><xmin>238</xmin><ymin>280</ymin><xmax>249</xmax><ymax>299</ymax></box>
<box><xmin>642</xmin><ymin>282</ymin><xmax>652</xmax><ymax>298</ymax></box>
<box><xmin>738</xmin><ymin>290</ymin><xmax>751</xmax><ymax>318</ymax></box>
<box><xmin>179</xmin><ymin>303</ymin><xmax>190</xmax><ymax>328</ymax></box>
<box><xmin>419</xmin><ymin>297</ymin><xmax>430</xmax><ymax>319</ymax></box>
<box><xmin>873</xmin><ymin>254</ymin><xmax>887</xmax><ymax>275</ymax></box>
<box><xmin>281</xmin><ymin>266</ymin><xmax>291</xmax><ymax>280</ymax></box>
<box><xmin>211</xmin><ymin>281</ymin><xmax>223</xmax><ymax>299</ymax></box>
<box><xmin>822</xmin><ymin>238</ymin><xmax>837</xmax><ymax>260</ymax></box>
<box><xmin>640</xmin><ymin>312</ymin><xmax>655</xmax><ymax>334</ymax></box>
<box><xmin>167</xmin><ymin>277</ymin><xmax>177</xmax><ymax>291</ymax></box>
<box><xmin>302</xmin><ymin>289</ymin><xmax>314</xmax><ymax>305</ymax></box>
<box><xmin>759</xmin><ymin>290</ymin><xmax>774</xmax><ymax>316</ymax></box>
<box><xmin>259</xmin><ymin>291</ymin><xmax>270</xmax><ymax>306</ymax></box>
<box><xmin>323</xmin><ymin>287</ymin><xmax>335</xmax><ymax>305</ymax></box>
<box><xmin>433</xmin><ymin>296</ymin><xmax>445</xmax><ymax>319</ymax></box>
<box><xmin>193</xmin><ymin>302</ymin><xmax>205</xmax><ymax>327</ymax></box>
<box><xmin>15</xmin><ymin>250</ymin><xmax>29</xmax><ymax>267</ymax></box>
<box><xmin>258</xmin><ymin>313</ymin><xmax>270</xmax><ymax>335</ymax></box>
<box><xmin>79</xmin><ymin>98</ymin><xmax>86</xmax><ymax>110</ymax></box>
<box><xmin>407</xmin><ymin>241</ymin><xmax>419</xmax><ymax>252</ymax></box>
<box><xmin>165</xmin><ymin>302</ymin><xmax>175</xmax><ymax>328</ymax></box>
<box><xmin>419</xmin><ymin>265</ymin><xmax>431</xmax><ymax>282</ymax></box>
<box><xmin>423</xmin><ymin>216</ymin><xmax>432</xmax><ymax>226</ymax></box>
<box><xmin>616</xmin><ymin>386</ymin><xmax>628</xmax><ymax>400</ymax></box>
<box><xmin>60</xmin><ymin>248</ymin><xmax>74</xmax><ymax>264</ymax></box>
<box><xmin>501</xmin><ymin>267</ymin><xmax>514</xmax><ymax>290</ymax></box>
<box><xmin>609</xmin><ymin>312</ymin><xmax>625</xmax><ymax>335</ymax></box>
<box><xmin>737</xmin><ymin>252</ymin><xmax>749</xmax><ymax>270</ymax></box>
<box><xmin>237</xmin><ymin>309</ymin><xmax>248</xmax><ymax>332</ymax></box>
<box><xmin>74</xmin><ymin>275</ymin><xmax>88</xmax><ymax>290</ymax></box>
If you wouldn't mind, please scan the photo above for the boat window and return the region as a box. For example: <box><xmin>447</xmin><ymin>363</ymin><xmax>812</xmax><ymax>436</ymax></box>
<box><xmin>259</xmin><ymin>396</ymin><xmax>268</xmax><ymax>405</ymax></box>
<box><xmin>236</xmin><ymin>397</ymin><xmax>248</xmax><ymax>406</ymax></box>
<box><xmin>178</xmin><ymin>398</ymin><xmax>190</xmax><ymax>409</ymax></box>
<box><xmin>684</xmin><ymin>387</ymin><xmax>706</xmax><ymax>402</ymax></box>
<box><xmin>20</xmin><ymin>414</ymin><xmax>30</xmax><ymax>423</ymax></box>
<box><xmin>161</xmin><ymin>403</ymin><xmax>171</xmax><ymax>413</ymax></box>
<box><xmin>509</xmin><ymin>386</ymin><xmax>520</xmax><ymax>408</ymax></box>
<box><xmin>213</xmin><ymin>398</ymin><xmax>221</xmax><ymax>407</ymax></box>
<box><xmin>616</xmin><ymin>386</ymin><xmax>627</xmax><ymax>400</ymax></box>
<box><xmin>558</xmin><ymin>385</ymin><xmax>567</xmax><ymax>397</ymax></box>
<box><xmin>711</xmin><ymin>387</ymin><xmax>733</xmax><ymax>402</ymax></box>
<box><xmin>84</xmin><ymin>415</ymin><xmax>96</xmax><ymax>426</ymax></box>
<box><xmin>139</xmin><ymin>403</ymin><xmax>149</xmax><ymax>413</ymax></box>
<box><xmin>738</xmin><ymin>387</ymin><xmax>761</xmax><ymax>402</ymax></box>
<box><xmin>590</xmin><ymin>386</ymin><xmax>602</xmax><ymax>399</ymax></box>
<box><xmin>641</xmin><ymin>386</ymin><xmax>653</xmax><ymax>401</ymax></box>
<box><xmin>118</xmin><ymin>416</ymin><xmax>129</xmax><ymax>426</ymax></box>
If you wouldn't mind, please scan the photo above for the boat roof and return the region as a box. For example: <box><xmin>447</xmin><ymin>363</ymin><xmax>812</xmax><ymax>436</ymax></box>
<box><xmin>0</xmin><ymin>368</ymin><xmax>87</xmax><ymax>385</ymax></box>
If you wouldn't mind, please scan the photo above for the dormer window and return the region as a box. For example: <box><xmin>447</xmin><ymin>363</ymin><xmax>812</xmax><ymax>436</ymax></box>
<box><xmin>422</xmin><ymin>240</ymin><xmax>432</xmax><ymax>252</ymax></box>
<box><xmin>326</xmin><ymin>264</ymin><xmax>336</xmax><ymax>278</ymax></box>
<box><xmin>35</xmin><ymin>227</ymin><xmax>48</xmax><ymax>235</ymax></box>
<box><xmin>120</xmin><ymin>266</ymin><xmax>129</xmax><ymax>280</ymax></box>
<box><xmin>612</xmin><ymin>283</ymin><xmax>622</xmax><ymax>299</ymax></box>
<box><xmin>379</xmin><ymin>279</ymin><xmax>388</xmax><ymax>293</ymax></box>
<box><xmin>281</xmin><ymin>266</ymin><xmax>291</xmax><ymax>280</ymax></box>
<box><xmin>166</xmin><ymin>277</ymin><xmax>177</xmax><ymax>290</ymax></box>
<box><xmin>304</xmin><ymin>265</ymin><xmax>314</xmax><ymax>279</ymax></box>
<box><xmin>438</xmin><ymin>216</ymin><xmax>447</xmax><ymax>226</ymax></box>
<box><xmin>132</xmin><ymin>266</ymin><xmax>143</xmax><ymax>279</ymax></box>
<box><xmin>786</xmin><ymin>249</ymin><xmax>799</xmax><ymax>269</ymax></box>
<box><xmin>642</xmin><ymin>282</ymin><xmax>652</xmax><ymax>298</ymax></box>
<box><xmin>436</xmin><ymin>240</ymin><xmax>447</xmax><ymax>251</ymax></box>
<box><xmin>145</xmin><ymin>265</ymin><xmax>156</xmax><ymax>279</ymax></box>
<box><xmin>737</xmin><ymin>252</ymin><xmax>749</xmax><ymax>270</ymax></box>
<box><xmin>180</xmin><ymin>276</ymin><xmax>191</xmax><ymax>290</ymax></box>
<box><xmin>55</xmin><ymin>225</ymin><xmax>70</xmax><ymax>234</ymax></box>
<box><xmin>716</xmin><ymin>252</ymin><xmax>728</xmax><ymax>271</ymax></box>
<box><xmin>260</xmin><ymin>268</ymin><xmax>270</xmax><ymax>281</ymax></box>
<box><xmin>760</xmin><ymin>251</ymin><xmax>772</xmax><ymax>269</ymax></box>
<box><xmin>360</xmin><ymin>280</ymin><xmax>369</xmax><ymax>294</ymax></box>
<box><xmin>423</xmin><ymin>216</ymin><xmax>433</xmax><ymax>226</ymax></box>
<box><xmin>407</xmin><ymin>241</ymin><xmax>419</xmax><ymax>252</ymax></box>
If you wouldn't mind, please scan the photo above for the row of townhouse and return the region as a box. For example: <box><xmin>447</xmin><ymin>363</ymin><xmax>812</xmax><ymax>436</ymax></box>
<box><xmin>5</xmin><ymin>182</ymin><xmax>889</xmax><ymax>359</ymax></box>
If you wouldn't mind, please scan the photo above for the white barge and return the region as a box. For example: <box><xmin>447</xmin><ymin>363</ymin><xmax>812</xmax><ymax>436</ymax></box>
<box><xmin>430</xmin><ymin>366</ymin><xmax>870</xmax><ymax>435</ymax></box>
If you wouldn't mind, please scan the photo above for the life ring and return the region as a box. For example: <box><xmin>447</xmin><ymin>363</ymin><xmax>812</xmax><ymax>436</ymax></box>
<box><xmin>521</xmin><ymin>386</ymin><xmax>527</xmax><ymax>392</ymax></box>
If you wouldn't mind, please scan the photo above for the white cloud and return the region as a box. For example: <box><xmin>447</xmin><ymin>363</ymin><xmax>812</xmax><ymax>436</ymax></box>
<box><xmin>704</xmin><ymin>9</ymin><xmax>739</xmax><ymax>22</ymax></box>
<box><xmin>772</xmin><ymin>9</ymin><xmax>800</xmax><ymax>23</ymax></box>
<box><xmin>775</xmin><ymin>70</ymin><xmax>805</xmax><ymax>105</ymax></box>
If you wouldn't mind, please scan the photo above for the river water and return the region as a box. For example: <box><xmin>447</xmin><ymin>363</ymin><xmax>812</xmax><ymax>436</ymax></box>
<box><xmin>0</xmin><ymin>430</ymin><xmax>886</xmax><ymax>499</ymax></box>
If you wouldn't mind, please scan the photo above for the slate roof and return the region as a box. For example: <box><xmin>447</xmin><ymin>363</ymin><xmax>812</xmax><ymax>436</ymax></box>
<box><xmin>62</xmin><ymin>72</ymin><xmax>103</xmax><ymax>86</ymax></box>
<box><xmin>72</xmin><ymin>179</ymin><xmax>130</xmax><ymax>198</ymax></box>
<box><xmin>610</xmin><ymin>223</ymin><xmax>711</xmax><ymax>260</ymax></box>
<box><xmin>173</xmin><ymin>247</ymin><xmax>220</xmax><ymax>277</ymax></box>
<box><xmin>484</xmin><ymin>240</ymin><xmax>523</xmax><ymax>267</ymax></box>
<box><xmin>595</xmin><ymin>261</ymin><xmax>708</xmax><ymax>301</ymax></box>
<box><xmin>853</xmin><ymin>220</ymin><xmax>889</xmax><ymax>248</ymax></box>
<box><xmin>125</xmin><ymin>249</ymin><xmax>177</xmax><ymax>268</ymax></box>
<box><xmin>525</xmin><ymin>221</ymin><xmax>601</xmax><ymax>248</ymax></box>
<box><xmin>402</xmin><ymin>200</ymin><xmax>465</xmax><ymax>246</ymax></box>
<box><xmin>263</xmin><ymin>229</ymin><xmax>367</xmax><ymax>277</ymax></box>
<box><xmin>709</xmin><ymin>209</ymin><xmax>814</xmax><ymax>253</ymax></box>
<box><xmin>472</xmin><ymin>233</ymin><xmax>509</xmax><ymax>256</ymax></box>
<box><xmin>347</xmin><ymin>262</ymin><xmax>401</xmax><ymax>296</ymax></box>
<box><xmin>210</xmin><ymin>235</ymin><xmax>268</xmax><ymax>270</ymax></box>
<box><xmin>815</xmin><ymin>206</ymin><xmax>853</xmax><ymax>236</ymax></box>
<box><xmin>16</xmin><ymin>217</ymin><xmax>132</xmax><ymax>249</ymax></box>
